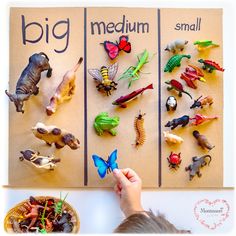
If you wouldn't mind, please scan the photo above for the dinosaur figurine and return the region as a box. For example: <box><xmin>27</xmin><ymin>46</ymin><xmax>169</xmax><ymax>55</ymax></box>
<box><xmin>192</xmin><ymin>130</ymin><xmax>215</xmax><ymax>151</ymax></box>
<box><xmin>180</xmin><ymin>64</ymin><xmax>205</xmax><ymax>89</ymax></box>
<box><xmin>165</xmin><ymin>79</ymin><xmax>192</xmax><ymax>99</ymax></box>
<box><xmin>194</xmin><ymin>40</ymin><xmax>219</xmax><ymax>51</ymax></box>
<box><xmin>198</xmin><ymin>59</ymin><xmax>224</xmax><ymax>73</ymax></box>
<box><xmin>5</xmin><ymin>52</ymin><xmax>52</xmax><ymax>113</ymax></box>
<box><xmin>190</xmin><ymin>114</ymin><xmax>218</xmax><ymax>126</ymax></box>
<box><xmin>185</xmin><ymin>155</ymin><xmax>212</xmax><ymax>180</ymax></box>
<box><xmin>164</xmin><ymin>54</ymin><xmax>191</xmax><ymax>72</ymax></box>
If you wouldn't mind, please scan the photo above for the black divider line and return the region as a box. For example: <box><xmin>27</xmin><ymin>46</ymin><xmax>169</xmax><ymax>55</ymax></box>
<box><xmin>157</xmin><ymin>8</ymin><xmax>162</xmax><ymax>187</ymax></box>
<box><xmin>84</xmin><ymin>8</ymin><xmax>88</xmax><ymax>186</ymax></box>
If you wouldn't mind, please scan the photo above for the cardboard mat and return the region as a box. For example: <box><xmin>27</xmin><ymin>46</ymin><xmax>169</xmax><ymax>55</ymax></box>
<box><xmin>8</xmin><ymin>7</ymin><xmax>223</xmax><ymax>188</ymax></box>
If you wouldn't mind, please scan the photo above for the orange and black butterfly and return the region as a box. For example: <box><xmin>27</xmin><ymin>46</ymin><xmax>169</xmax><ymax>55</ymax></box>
<box><xmin>102</xmin><ymin>35</ymin><xmax>131</xmax><ymax>60</ymax></box>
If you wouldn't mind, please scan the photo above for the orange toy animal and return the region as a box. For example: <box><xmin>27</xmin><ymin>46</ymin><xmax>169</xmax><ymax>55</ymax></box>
<box><xmin>190</xmin><ymin>95</ymin><xmax>213</xmax><ymax>109</ymax></box>
<box><xmin>46</xmin><ymin>57</ymin><xmax>83</xmax><ymax>115</ymax></box>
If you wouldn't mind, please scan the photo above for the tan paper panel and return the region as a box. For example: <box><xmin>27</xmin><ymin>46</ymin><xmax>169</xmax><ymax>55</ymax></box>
<box><xmin>160</xmin><ymin>9</ymin><xmax>223</xmax><ymax>187</ymax></box>
<box><xmin>9</xmin><ymin>8</ymin><xmax>85</xmax><ymax>187</ymax></box>
<box><xmin>86</xmin><ymin>8</ymin><xmax>159</xmax><ymax>187</ymax></box>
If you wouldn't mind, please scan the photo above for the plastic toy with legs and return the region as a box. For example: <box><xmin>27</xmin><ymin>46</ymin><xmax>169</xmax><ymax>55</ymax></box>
<box><xmin>32</xmin><ymin>122</ymin><xmax>80</xmax><ymax>150</ymax></box>
<box><xmin>165</xmin><ymin>39</ymin><xmax>188</xmax><ymax>53</ymax></box>
<box><xmin>198</xmin><ymin>59</ymin><xmax>224</xmax><ymax>73</ymax></box>
<box><xmin>167</xmin><ymin>152</ymin><xmax>182</xmax><ymax>169</ymax></box>
<box><xmin>185</xmin><ymin>155</ymin><xmax>212</xmax><ymax>180</ymax></box>
<box><xmin>88</xmin><ymin>62</ymin><xmax>118</xmax><ymax>96</ymax></box>
<box><xmin>164</xmin><ymin>54</ymin><xmax>191</xmax><ymax>72</ymax></box>
<box><xmin>94</xmin><ymin>112</ymin><xmax>120</xmax><ymax>136</ymax></box>
<box><xmin>193</xmin><ymin>40</ymin><xmax>219</xmax><ymax>51</ymax></box>
<box><xmin>46</xmin><ymin>57</ymin><xmax>83</xmax><ymax>115</ymax></box>
<box><xmin>165</xmin><ymin>79</ymin><xmax>192</xmax><ymax>99</ymax></box>
<box><xmin>190</xmin><ymin>114</ymin><xmax>218</xmax><ymax>125</ymax></box>
<box><xmin>5</xmin><ymin>52</ymin><xmax>52</xmax><ymax>113</ymax></box>
<box><xmin>118</xmin><ymin>49</ymin><xmax>150</xmax><ymax>88</ymax></box>
<box><xmin>19</xmin><ymin>149</ymin><xmax>61</xmax><ymax>170</ymax></box>
<box><xmin>190</xmin><ymin>96</ymin><xmax>213</xmax><ymax>109</ymax></box>
<box><xmin>192</xmin><ymin>130</ymin><xmax>215</xmax><ymax>151</ymax></box>
<box><xmin>165</xmin><ymin>115</ymin><xmax>190</xmax><ymax>130</ymax></box>
<box><xmin>166</xmin><ymin>96</ymin><xmax>177</xmax><ymax>111</ymax></box>
<box><xmin>134</xmin><ymin>111</ymin><xmax>146</xmax><ymax>148</ymax></box>
<box><xmin>163</xmin><ymin>131</ymin><xmax>183</xmax><ymax>144</ymax></box>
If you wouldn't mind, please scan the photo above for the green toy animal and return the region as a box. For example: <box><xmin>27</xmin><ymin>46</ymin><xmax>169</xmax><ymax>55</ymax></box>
<box><xmin>164</xmin><ymin>54</ymin><xmax>191</xmax><ymax>72</ymax></box>
<box><xmin>94</xmin><ymin>112</ymin><xmax>120</xmax><ymax>136</ymax></box>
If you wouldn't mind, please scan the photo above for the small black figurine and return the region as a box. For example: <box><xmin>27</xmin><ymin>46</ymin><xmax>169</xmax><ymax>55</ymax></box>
<box><xmin>165</xmin><ymin>115</ymin><xmax>190</xmax><ymax>130</ymax></box>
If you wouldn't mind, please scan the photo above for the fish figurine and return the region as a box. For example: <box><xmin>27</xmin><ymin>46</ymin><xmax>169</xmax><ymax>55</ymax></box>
<box><xmin>112</xmin><ymin>83</ymin><xmax>153</xmax><ymax>108</ymax></box>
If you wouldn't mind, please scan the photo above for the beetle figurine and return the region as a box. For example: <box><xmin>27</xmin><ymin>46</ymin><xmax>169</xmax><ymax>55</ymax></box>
<box><xmin>167</xmin><ymin>152</ymin><xmax>182</xmax><ymax>169</ymax></box>
<box><xmin>166</xmin><ymin>96</ymin><xmax>177</xmax><ymax>111</ymax></box>
<box><xmin>190</xmin><ymin>96</ymin><xmax>213</xmax><ymax>109</ymax></box>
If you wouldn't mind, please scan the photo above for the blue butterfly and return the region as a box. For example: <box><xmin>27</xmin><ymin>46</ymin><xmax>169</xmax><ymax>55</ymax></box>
<box><xmin>92</xmin><ymin>149</ymin><xmax>118</xmax><ymax>178</ymax></box>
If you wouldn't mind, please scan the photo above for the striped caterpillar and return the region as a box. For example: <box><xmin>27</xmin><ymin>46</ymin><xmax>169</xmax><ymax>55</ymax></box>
<box><xmin>134</xmin><ymin>111</ymin><xmax>146</xmax><ymax>148</ymax></box>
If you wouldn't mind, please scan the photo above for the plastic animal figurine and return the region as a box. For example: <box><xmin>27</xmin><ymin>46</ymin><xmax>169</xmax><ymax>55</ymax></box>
<box><xmin>185</xmin><ymin>155</ymin><xmax>212</xmax><ymax>180</ymax></box>
<box><xmin>46</xmin><ymin>57</ymin><xmax>83</xmax><ymax>116</ymax></box>
<box><xmin>94</xmin><ymin>112</ymin><xmax>119</xmax><ymax>136</ymax></box>
<box><xmin>198</xmin><ymin>59</ymin><xmax>224</xmax><ymax>73</ymax></box>
<box><xmin>32</xmin><ymin>122</ymin><xmax>80</xmax><ymax>149</ymax></box>
<box><xmin>92</xmin><ymin>149</ymin><xmax>118</xmax><ymax>178</ymax></box>
<box><xmin>194</xmin><ymin>40</ymin><xmax>219</xmax><ymax>51</ymax></box>
<box><xmin>165</xmin><ymin>115</ymin><xmax>190</xmax><ymax>130</ymax></box>
<box><xmin>180</xmin><ymin>64</ymin><xmax>205</xmax><ymax>89</ymax></box>
<box><xmin>118</xmin><ymin>49</ymin><xmax>150</xmax><ymax>88</ymax></box>
<box><xmin>192</xmin><ymin>130</ymin><xmax>215</xmax><ymax>151</ymax></box>
<box><xmin>134</xmin><ymin>111</ymin><xmax>146</xmax><ymax>148</ymax></box>
<box><xmin>102</xmin><ymin>35</ymin><xmax>131</xmax><ymax>60</ymax></box>
<box><xmin>53</xmin><ymin>212</ymin><xmax>74</xmax><ymax>233</ymax></box>
<box><xmin>165</xmin><ymin>39</ymin><xmax>188</xmax><ymax>53</ymax></box>
<box><xmin>190</xmin><ymin>96</ymin><xmax>213</xmax><ymax>109</ymax></box>
<box><xmin>112</xmin><ymin>83</ymin><xmax>153</xmax><ymax>108</ymax></box>
<box><xmin>163</xmin><ymin>131</ymin><xmax>183</xmax><ymax>144</ymax></box>
<box><xmin>190</xmin><ymin>114</ymin><xmax>218</xmax><ymax>126</ymax></box>
<box><xmin>166</xmin><ymin>96</ymin><xmax>177</xmax><ymax>111</ymax></box>
<box><xmin>164</xmin><ymin>54</ymin><xmax>191</xmax><ymax>72</ymax></box>
<box><xmin>88</xmin><ymin>62</ymin><xmax>118</xmax><ymax>96</ymax></box>
<box><xmin>19</xmin><ymin>149</ymin><xmax>61</xmax><ymax>170</ymax></box>
<box><xmin>165</xmin><ymin>79</ymin><xmax>192</xmax><ymax>99</ymax></box>
<box><xmin>5</xmin><ymin>52</ymin><xmax>52</xmax><ymax>113</ymax></box>
<box><xmin>167</xmin><ymin>152</ymin><xmax>182</xmax><ymax>169</ymax></box>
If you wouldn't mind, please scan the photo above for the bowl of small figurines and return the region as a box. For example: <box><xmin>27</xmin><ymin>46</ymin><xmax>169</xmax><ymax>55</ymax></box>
<box><xmin>4</xmin><ymin>195</ymin><xmax>79</xmax><ymax>233</ymax></box>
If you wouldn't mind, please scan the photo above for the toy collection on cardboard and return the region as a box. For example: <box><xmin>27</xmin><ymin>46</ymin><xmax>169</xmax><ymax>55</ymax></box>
<box><xmin>5</xmin><ymin>35</ymin><xmax>223</xmax><ymax>183</ymax></box>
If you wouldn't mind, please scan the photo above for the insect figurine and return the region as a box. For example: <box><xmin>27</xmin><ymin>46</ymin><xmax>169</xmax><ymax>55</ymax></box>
<box><xmin>118</xmin><ymin>49</ymin><xmax>150</xmax><ymax>88</ymax></box>
<box><xmin>167</xmin><ymin>152</ymin><xmax>182</xmax><ymax>169</ymax></box>
<box><xmin>102</xmin><ymin>35</ymin><xmax>131</xmax><ymax>60</ymax></box>
<box><xmin>92</xmin><ymin>149</ymin><xmax>118</xmax><ymax>179</ymax></box>
<box><xmin>134</xmin><ymin>111</ymin><xmax>146</xmax><ymax>148</ymax></box>
<box><xmin>54</xmin><ymin>193</ymin><xmax>68</xmax><ymax>216</ymax></box>
<box><xmin>88</xmin><ymin>62</ymin><xmax>118</xmax><ymax>96</ymax></box>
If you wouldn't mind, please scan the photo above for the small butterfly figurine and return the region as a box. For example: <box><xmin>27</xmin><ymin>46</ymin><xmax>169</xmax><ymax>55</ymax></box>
<box><xmin>102</xmin><ymin>35</ymin><xmax>131</xmax><ymax>60</ymax></box>
<box><xmin>92</xmin><ymin>149</ymin><xmax>118</xmax><ymax>178</ymax></box>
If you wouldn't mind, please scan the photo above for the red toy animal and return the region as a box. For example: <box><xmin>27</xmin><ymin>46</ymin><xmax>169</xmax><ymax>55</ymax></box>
<box><xmin>167</xmin><ymin>152</ymin><xmax>182</xmax><ymax>169</ymax></box>
<box><xmin>190</xmin><ymin>114</ymin><xmax>218</xmax><ymax>126</ymax></box>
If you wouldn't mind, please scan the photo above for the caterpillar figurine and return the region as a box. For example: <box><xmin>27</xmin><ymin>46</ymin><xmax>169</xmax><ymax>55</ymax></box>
<box><xmin>134</xmin><ymin>111</ymin><xmax>146</xmax><ymax>148</ymax></box>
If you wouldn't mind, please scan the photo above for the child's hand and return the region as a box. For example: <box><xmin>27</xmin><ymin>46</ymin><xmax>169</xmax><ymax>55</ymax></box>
<box><xmin>113</xmin><ymin>168</ymin><xmax>144</xmax><ymax>217</ymax></box>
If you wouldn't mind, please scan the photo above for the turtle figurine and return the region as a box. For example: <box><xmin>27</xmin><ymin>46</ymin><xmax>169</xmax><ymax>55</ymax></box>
<box><xmin>198</xmin><ymin>59</ymin><xmax>224</xmax><ymax>73</ymax></box>
<box><xmin>164</xmin><ymin>54</ymin><xmax>191</xmax><ymax>72</ymax></box>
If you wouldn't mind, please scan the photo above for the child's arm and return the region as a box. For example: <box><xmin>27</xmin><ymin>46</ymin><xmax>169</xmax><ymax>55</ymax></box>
<box><xmin>113</xmin><ymin>168</ymin><xmax>144</xmax><ymax>217</ymax></box>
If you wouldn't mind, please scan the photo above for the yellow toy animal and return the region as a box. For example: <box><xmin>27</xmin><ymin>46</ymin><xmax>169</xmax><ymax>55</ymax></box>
<box><xmin>46</xmin><ymin>57</ymin><xmax>83</xmax><ymax>115</ymax></box>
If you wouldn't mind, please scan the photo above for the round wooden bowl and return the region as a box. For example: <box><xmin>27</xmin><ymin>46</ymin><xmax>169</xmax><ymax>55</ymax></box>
<box><xmin>4</xmin><ymin>196</ymin><xmax>80</xmax><ymax>233</ymax></box>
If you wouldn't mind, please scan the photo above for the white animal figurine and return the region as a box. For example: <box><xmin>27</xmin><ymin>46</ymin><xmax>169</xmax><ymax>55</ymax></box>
<box><xmin>165</xmin><ymin>39</ymin><xmax>188</xmax><ymax>53</ymax></box>
<box><xmin>163</xmin><ymin>131</ymin><xmax>184</xmax><ymax>144</ymax></box>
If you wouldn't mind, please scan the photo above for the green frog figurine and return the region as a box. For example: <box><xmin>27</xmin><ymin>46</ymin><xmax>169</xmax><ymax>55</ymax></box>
<box><xmin>94</xmin><ymin>112</ymin><xmax>120</xmax><ymax>136</ymax></box>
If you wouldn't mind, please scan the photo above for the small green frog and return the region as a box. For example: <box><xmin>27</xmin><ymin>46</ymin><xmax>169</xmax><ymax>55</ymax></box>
<box><xmin>94</xmin><ymin>112</ymin><xmax>120</xmax><ymax>136</ymax></box>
